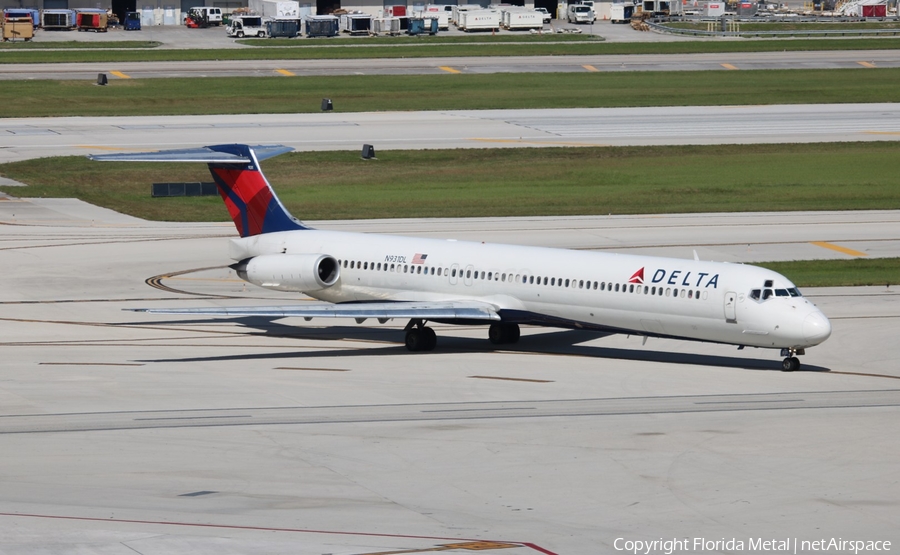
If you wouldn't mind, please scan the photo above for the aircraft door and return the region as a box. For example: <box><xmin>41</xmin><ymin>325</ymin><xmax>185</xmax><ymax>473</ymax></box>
<box><xmin>724</xmin><ymin>291</ymin><xmax>737</xmax><ymax>323</ymax></box>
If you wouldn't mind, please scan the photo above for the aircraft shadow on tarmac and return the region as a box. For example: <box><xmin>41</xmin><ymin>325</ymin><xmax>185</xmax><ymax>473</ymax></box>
<box><xmin>122</xmin><ymin>316</ymin><xmax>831</xmax><ymax>373</ymax></box>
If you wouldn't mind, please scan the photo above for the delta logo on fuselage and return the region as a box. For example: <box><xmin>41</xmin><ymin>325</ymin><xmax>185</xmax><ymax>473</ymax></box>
<box><xmin>629</xmin><ymin>267</ymin><xmax>720</xmax><ymax>289</ymax></box>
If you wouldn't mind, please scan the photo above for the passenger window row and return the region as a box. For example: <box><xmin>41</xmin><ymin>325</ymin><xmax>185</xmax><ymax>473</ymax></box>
<box><xmin>338</xmin><ymin>259</ymin><xmax>706</xmax><ymax>300</ymax></box>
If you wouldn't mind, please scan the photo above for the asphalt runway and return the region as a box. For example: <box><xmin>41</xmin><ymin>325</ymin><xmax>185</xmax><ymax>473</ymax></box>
<box><xmin>1</xmin><ymin>193</ymin><xmax>899</xmax><ymax>554</ymax></box>
<box><xmin>5</xmin><ymin>103</ymin><xmax>900</xmax><ymax>164</ymax></box>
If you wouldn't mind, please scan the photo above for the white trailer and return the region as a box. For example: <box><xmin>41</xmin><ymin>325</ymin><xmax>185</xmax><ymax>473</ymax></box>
<box><xmin>458</xmin><ymin>9</ymin><xmax>500</xmax><ymax>31</ymax></box>
<box><xmin>249</xmin><ymin>0</ymin><xmax>300</xmax><ymax>19</ymax></box>
<box><xmin>704</xmin><ymin>1</ymin><xmax>726</xmax><ymax>16</ymax></box>
<box><xmin>452</xmin><ymin>4</ymin><xmax>483</xmax><ymax>25</ymax></box>
<box><xmin>420</xmin><ymin>4</ymin><xmax>450</xmax><ymax>29</ymax></box>
<box><xmin>609</xmin><ymin>3</ymin><xmax>635</xmax><ymax>23</ymax></box>
<box><xmin>503</xmin><ymin>9</ymin><xmax>543</xmax><ymax>30</ymax></box>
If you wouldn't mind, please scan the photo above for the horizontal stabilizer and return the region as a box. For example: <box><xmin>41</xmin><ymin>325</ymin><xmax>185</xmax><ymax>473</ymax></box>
<box><xmin>128</xmin><ymin>300</ymin><xmax>501</xmax><ymax>322</ymax></box>
<box><xmin>88</xmin><ymin>144</ymin><xmax>293</xmax><ymax>164</ymax></box>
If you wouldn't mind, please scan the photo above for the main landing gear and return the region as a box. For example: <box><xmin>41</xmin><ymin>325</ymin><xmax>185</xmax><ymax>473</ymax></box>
<box><xmin>780</xmin><ymin>348</ymin><xmax>804</xmax><ymax>372</ymax></box>
<box><xmin>404</xmin><ymin>319</ymin><xmax>437</xmax><ymax>352</ymax></box>
<box><xmin>403</xmin><ymin>321</ymin><xmax>521</xmax><ymax>352</ymax></box>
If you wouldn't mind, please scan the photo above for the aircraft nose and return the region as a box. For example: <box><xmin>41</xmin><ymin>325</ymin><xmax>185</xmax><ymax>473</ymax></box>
<box><xmin>803</xmin><ymin>311</ymin><xmax>832</xmax><ymax>345</ymax></box>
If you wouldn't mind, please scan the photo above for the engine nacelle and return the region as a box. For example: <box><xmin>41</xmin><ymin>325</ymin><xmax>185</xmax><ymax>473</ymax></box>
<box><xmin>231</xmin><ymin>254</ymin><xmax>340</xmax><ymax>293</ymax></box>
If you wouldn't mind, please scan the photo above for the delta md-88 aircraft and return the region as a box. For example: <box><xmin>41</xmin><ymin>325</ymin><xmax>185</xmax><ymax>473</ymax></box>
<box><xmin>91</xmin><ymin>144</ymin><xmax>832</xmax><ymax>372</ymax></box>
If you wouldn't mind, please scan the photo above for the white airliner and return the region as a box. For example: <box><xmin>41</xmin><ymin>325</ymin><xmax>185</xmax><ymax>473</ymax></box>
<box><xmin>91</xmin><ymin>144</ymin><xmax>832</xmax><ymax>371</ymax></box>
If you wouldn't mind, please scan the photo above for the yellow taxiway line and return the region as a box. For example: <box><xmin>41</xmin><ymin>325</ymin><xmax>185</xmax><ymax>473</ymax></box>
<box><xmin>810</xmin><ymin>241</ymin><xmax>868</xmax><ymax>257</ymax></box>
<box><xmin>857</xmin><ymin>61</ymin><xmax>877</xmax><ymax>68</ymax></box>
<box><xmin>109</xmin><ymin>70</ymin><xmax>131</xmax><ymax>79</ymax></box>
<box><xmin>721</xmin><ymin>63</ymin><xmax>738</xmax><ymax>70</ymax></box>
<box><xmin>275</xmin><ymin>68</ymin><xmax>295</xmax><ymax>76</ymax></box>
<box><xmin>438</xmin><ymin>66</ymin><xmax>461</xmax><ymax>74</ymax></box>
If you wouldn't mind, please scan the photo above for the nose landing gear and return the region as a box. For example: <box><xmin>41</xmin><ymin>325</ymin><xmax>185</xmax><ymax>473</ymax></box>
<box><xmin>780</xmin><ymin>348</ymin><xmax>804</xmax><ymax>372</ymax></box>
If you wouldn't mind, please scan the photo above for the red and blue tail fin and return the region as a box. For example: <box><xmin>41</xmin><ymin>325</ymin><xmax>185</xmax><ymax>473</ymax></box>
<box><xmin>205</xmin><ymin>144</ymin><xmax>308</xmax><ymax>237</ymax></box>
<box><xmin>89</xmin><ymin>144</ymin><xmax>308</xmax><ymax>237</ymax></box>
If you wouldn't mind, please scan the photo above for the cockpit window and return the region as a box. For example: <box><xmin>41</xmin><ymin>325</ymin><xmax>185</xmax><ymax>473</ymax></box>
<box><xmin>788</xmin><ymin>288</ymin><xmax>802</xmax><ymax>297</ymax></box>
<box><xmin>775</xmin><ymin>289</ymin><xmax>789</xmax><ymax>297</ymax></box>
<box><xmin>750</xmin><ymin>289</ymin><xmax>761</xmax><ymax>300</ymax></box>
<box><xmin>762</xmin><ymin>289</ymin><xmax>774</xmax><ymax>300</ymax></box>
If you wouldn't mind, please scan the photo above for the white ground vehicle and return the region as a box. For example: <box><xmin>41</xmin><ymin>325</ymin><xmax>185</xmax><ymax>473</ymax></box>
<box><xmin>187</xmin><ymin>6</ymin><xmax>222</xmax><ymax>25</ymax></box>
<box><xmin>226</xmin><ymin>15</ymin><xmax>268</xmax><ymax>37</ymax></box>
<box><xmin>566</xmin><ymin>3</ymin><xmax>595</xmax><ymax>23</ymax></box>
<box><xmin>535</xmin><ymin>6</ymin><xmax>552</xmax><ymax>22</ymax></box>
<box><xmin>249</xmin><ymin>0</ymin><xmax>299</xmax><ymax>19</ymax></box>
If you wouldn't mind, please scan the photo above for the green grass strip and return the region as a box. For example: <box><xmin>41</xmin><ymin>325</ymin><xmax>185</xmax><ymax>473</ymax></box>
<box><xmin>2</xmin><ymin>36</ymin><xmax>900</xmax><ymax>63</ymax></box>
<box><xmin>3</xmin><ymin>143</ymin><xmax>900</xmax><ymax>222</ymax></box>
<box><xmin>4</xmin><ymin>68</ymin><xmax>900</xmax><ymax>117</ymax></box>
<box><xmin>759</xmin><ymin>259</ymin><xmax>900</xmax><ymax>287</ymax></box>
<box><xmin>0</xmin><ymin>40</ymin><xmax>161</xmax><ymax>50</ymax></box>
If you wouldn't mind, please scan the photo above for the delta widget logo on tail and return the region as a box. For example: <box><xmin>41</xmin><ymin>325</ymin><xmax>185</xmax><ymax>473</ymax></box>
<box><xmin>630</xmin><ymin>267</ymin><xmax>720</xmax><ymax>289</ymax></box>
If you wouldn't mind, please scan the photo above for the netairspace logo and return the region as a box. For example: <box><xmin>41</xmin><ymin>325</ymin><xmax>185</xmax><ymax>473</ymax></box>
<box><xmin>614</xmin><ymin>537</ymin><xmax>892</xmax><ymax>555</ymax></box>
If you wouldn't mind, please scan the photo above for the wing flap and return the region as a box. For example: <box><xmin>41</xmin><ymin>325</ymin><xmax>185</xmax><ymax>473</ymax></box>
<box><xmin>129</xmin><ymin>300</ymin><xmax>501</xmax><ymax>322</ymax></box>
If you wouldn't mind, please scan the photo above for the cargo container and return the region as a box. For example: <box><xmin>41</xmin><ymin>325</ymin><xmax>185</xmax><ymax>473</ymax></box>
<box><xmin>340</xmin><ymin>13</ymin><xmax>372</xmax><ymax>34</ymax></box>
<box><xmin>458</xmin><ymin>9</ymin><xmax>500</xmax><ymax>31</ymax></box>
<box><xmin>704</xmin><ymin>1</ymin><xmax>725</xmax><ymax>15</ymax></box>
<box><xmin>609</xmin><ymin>3</ymin><xmax>634</xmax><ymax>23</ymax></box>
<box><xmin>305</xmin><ymin>14</ymin><xmax>339</xmax><ymax>36</ymax></box>
<box><xmin>372</xmin><ymin>16</ymin><xmax>401</xmax><ymax>34</ymax></box>
<box><xmin>3</xmin><ymin>9</ymin><xmax>38</xmax><ymax>28</ymax></box>
<box><xmin>736</xmin><ymin>2</ymin><xmax>757</xmax><ymax>15</ymax></box>
<box><xmin>452</xmin><ymin>4</ymin><xmax>482</xmax><ymax>25</ymax></box>
<box><xmin>266</xmin><ymin>18</ymin><xmax>299</xmax><ymax>37</ymax></box>
<box><xmin>2</xmin><ymin>16</ymin><xmax>34</xmax><ymax>41</ymax></box>
<box><xmin>407</xmin><ymin>16</ymin><xmax>438</xmax><ymax>34</ymax></box>
<box><xmin>42</xmin><ymin>9</ymin><xmax>77</xmax><ymax>30</ymax></box>
<box><xmin>419</xmin><ymin>5</ymin><xmax>450</xmax><ymax>29</ymax></box>
<box><xmin>250</xmin><ymin>0</ymin><xmax>300</xmax><ymax>20</ymax></box>
<box><xmin>76</xmin><ymin>9</ymin><xmax>109</xmax><ymax>32</ymax></box>
<box><xmin>503</xmin><ymin>9</ymin><xmax>543</xmax><ymax>30</ymax></box>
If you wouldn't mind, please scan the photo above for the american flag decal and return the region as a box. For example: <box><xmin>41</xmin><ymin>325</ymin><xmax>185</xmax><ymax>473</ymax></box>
<box><xmin>412</xmin><ymin>253</ymin><xmax>428</xmax><ymax>264</ymax></box>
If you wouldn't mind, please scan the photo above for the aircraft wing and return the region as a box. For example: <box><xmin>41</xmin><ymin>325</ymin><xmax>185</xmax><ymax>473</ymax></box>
<box><xmin>129</xmin><ymin>300</ymin><xmax>501</xmax><ymax>322</ymax></box>
<box><xmin>88</xmin><ymin>144</ymin><xmax>293</xmax><ymax>163</ymax></box>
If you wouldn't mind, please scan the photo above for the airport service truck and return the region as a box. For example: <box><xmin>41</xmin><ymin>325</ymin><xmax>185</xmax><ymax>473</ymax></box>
<box><xmin>226</xmin><ymin>14</ymin><xmax>269</xmax><ymax>36</ymax></box>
